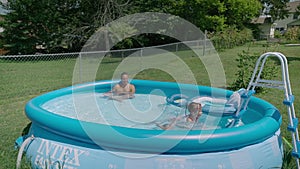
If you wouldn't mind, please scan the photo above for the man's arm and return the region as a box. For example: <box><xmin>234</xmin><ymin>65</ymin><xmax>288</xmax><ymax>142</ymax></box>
<box><xmin>129</xmin><ymin>84</ymin><xmax>135</xmax><ymax>95</ymax></box>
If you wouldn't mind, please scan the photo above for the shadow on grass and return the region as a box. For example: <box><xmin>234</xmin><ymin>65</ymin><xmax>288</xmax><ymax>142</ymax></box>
<box><xmin>263</xmin><ymin>56</ymin><xmax>300</xmax><ymax>67</ymax></box>
<box><xmin>21</xmin><ymin>122</ymin><xmax>32</xmax><ymax>136</ymax></box>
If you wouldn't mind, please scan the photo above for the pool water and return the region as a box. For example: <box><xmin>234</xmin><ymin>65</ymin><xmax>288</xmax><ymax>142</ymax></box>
<box><xmin>42</xmin><ymin>92</ymin><xmax>243</xmax><ymax>130</ymax></box>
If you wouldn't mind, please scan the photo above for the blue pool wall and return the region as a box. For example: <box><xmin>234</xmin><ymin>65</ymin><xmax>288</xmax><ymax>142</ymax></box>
<box><xmin>25</xmin><ymin>79</ymin><xmax>282</xmax><ymax>154</ymax></box>
<box><xmin>23</xmin><ymin>131</ymin><xmax>283</xmax><ymax>169</ymax></box>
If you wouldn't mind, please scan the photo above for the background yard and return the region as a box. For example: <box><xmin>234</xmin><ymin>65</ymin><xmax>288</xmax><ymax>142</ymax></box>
<box><xmin>0</xmin><ymin>42</ymin><xmax>299</xmax><ymax>168</ymax></box>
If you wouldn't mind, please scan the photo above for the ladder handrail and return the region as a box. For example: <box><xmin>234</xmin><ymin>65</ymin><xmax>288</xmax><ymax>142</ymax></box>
<box><xmin>276</xmin><ymin>53</ymin><xmax>300</xmax><ymax>162</ymax></box>
<box><xmin>267</xmin><ymin>53</ymin><xmax>299</xmax><ymax>140</ymax></box>
<box><xmin>245</xmin><ymin>52</ymin><xmax>300</xmax><ymax>168</ymax></box>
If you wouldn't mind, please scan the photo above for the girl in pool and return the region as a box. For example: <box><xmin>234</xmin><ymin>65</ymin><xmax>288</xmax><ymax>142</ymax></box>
<box><xmin>156</xmin><ymin>102</ymin><xmax>202</xmax><ymax>130</ymax></box>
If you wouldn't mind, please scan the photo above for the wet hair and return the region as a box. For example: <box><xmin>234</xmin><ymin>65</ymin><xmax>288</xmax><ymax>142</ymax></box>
<box><xmin>121</xmin><ymin>72</ymin><xmax>129</xmax><ymax>77</ymax></box>
<box><xmin>187</xmin><ymin>102</ymin><xmax>202</xmax><ymax>114</ymax></box>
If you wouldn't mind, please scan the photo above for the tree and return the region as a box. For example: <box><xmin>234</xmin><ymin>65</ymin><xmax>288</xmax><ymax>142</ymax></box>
<box><xmin>177</xmin><ymin>0</ymin><xmax>227</xmax><ymax>31</ymax></box>
<box><xmin>260</xmin><ymin>0</ymin><xmax>289</xmax><ymax>20</ymax></box>
<box><xmin>129</xmin><ymin>0</ymin><xmax>261</xmax><ymax>32</ymax></box>
<box><xmin>223</xmin><ymin>0</ymin><xmax>262</xmax><ymax>29</ymax></box>
<box><xmin>0</xmin><ymin>0</ymin><xmax>128</xmax><ymax>54</ymax></box>
<box><xmin>0</xmin><ymin>0</ymin><xmax>268</xmax><ymax>54</ymax></box>
<box><xmin>296</xmin><ymin>4</ymin><xmax>300</xmax><ymax>16</ymax></box>
<box><xmin>1</xmin><ymin>0</ymin><xmax>74</xmax><ymax>54</ymax></box>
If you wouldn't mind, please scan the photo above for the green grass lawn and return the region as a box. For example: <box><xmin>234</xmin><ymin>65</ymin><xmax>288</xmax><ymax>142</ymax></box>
<box><xmin>0</xmin><ymin>42</ymin><xmax>299</xmax><ymax>168</ymax></box>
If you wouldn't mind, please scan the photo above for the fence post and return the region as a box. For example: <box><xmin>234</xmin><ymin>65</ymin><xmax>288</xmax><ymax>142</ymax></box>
<box><xmin>140</xmin><ymin>49</ymin><xmax>143</xmax><ymax>68</ymax></box>
<box><xmin>140</xmin><ymin>48</ymin><xmax>143</xmax><ymax>57</ymax></box>
<box><xmin>203</xmin><ymin>30</ymin><xmax>207</xmax><ymax>56</ymax></box>
<box><xmin>79</xmin><ymin>52</ymin><xmax>82</xmax><ymax>83</ymax></box>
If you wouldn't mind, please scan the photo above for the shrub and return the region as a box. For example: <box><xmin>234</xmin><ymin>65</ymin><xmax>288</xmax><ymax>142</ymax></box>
<box><xmin>208</xmin><ymin>27</ymin><xmax>253</xmax><ymax>50</ymax></box>
<box><xmin>230</xmin><ymin>50</ymin><xmax>278</xmax><ymax>93</ymax></box>
<box><xmin>274</xmin><ymin>30</ymin><xmax>283</xmax><ymax>39</ymax></box>
<box><xmin>284</xmin><ymin>27</ymin><xmax>300</xmax><ymax>42</ymax></box>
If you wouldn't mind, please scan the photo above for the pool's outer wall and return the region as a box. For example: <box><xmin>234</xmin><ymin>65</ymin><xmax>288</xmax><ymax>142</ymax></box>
<box><xmin>20</xmin><ymin>80</ymin><xmax>283</xmax><ymax>168</ymax></box>
<box><xmin>23</xmin><ymin>130</ymin><xmax>283</xmax><ymax>169</ymax></box>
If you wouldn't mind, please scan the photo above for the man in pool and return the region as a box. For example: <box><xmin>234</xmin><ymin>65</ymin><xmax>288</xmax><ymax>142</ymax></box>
<box><xmin>103</xmin><ymin>72</ymin><xmax>136</xmax><ymax>101</ymax></box>
<box><xmin>156</xmin><ymin>102</ymin><xmax>202</xmax><ymax>130</ymax></box>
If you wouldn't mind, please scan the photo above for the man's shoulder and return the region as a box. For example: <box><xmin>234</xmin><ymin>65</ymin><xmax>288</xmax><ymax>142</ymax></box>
<box><xmin>114</xmin><ymin>83</ymin><xmax>121</xmax><ymax>88</ymax></box>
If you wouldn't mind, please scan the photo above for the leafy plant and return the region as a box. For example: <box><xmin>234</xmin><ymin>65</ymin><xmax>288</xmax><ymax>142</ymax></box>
<box><xmin>208</xmin><ymin>27</ymin><xmax>254</xmax><ymax>51</ymax></box>
<box><xmin>284</xmin><ymin>27</ymin><xmax>300</xmax><ymax>42</ymax></box>
<box><xmin>282</xmin><ymin>137</ymin><xmax>297</xmax><ymax>169</ymax></box>
<box><xmin>230</xmin><ymin>50</ymin><xmax>279</xmax><ymax>92</ymax></box>
<box><xmin>1</xmin><ymin>0</ymin><xmax>128</xmax><ymax>54</ymax></box>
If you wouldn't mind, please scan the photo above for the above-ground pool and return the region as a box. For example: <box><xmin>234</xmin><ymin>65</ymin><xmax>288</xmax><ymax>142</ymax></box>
<box><xmin>17</xmin><ymin>79</ymin><xmax>283</xmax><ymax>169</ymax></box>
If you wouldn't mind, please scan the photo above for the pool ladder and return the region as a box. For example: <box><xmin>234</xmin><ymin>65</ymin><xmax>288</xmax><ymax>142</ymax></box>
<box><xmin>240</xmin><ymin>52</ymin><xmax>300</xmax><ymax>168</ymax></box>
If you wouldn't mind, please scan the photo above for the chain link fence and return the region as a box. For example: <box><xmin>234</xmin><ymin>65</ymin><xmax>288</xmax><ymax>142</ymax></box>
<box><xmin>0</xmin><ymin>40</ymin><xmax>210</xmax><ymax>102</ymax></box>
<box><xmin>0</xmin><ymin>53</ymin><xmax>79</xmax><ymax>101</ymax></box>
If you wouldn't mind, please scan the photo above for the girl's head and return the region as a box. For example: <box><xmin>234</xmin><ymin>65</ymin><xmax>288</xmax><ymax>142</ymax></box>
<box><xmin>187</xmin><ymin>102</ymin><xmax>202</xmax><ymax>119</ymax></box>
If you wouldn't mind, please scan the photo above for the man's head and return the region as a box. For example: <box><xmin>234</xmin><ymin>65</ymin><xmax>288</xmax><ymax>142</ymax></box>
<box><xmin>120</xmin><ymin>72</ymin><xmax>129</xmax><ymax>85</ymax></box>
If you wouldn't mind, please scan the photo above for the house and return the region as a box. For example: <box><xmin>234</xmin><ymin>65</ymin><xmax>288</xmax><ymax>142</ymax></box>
<box><xmin>252</xmin><ymin>0</ymin><xmax>300</xmax><ymax>39</ymax></box>
<box><xmin>0</xmin><ymin>4</ymin><xmax>9</xmax><ymax>33</ymax></box>
<box><xmin>252</xmin><ymin>15</ymin><xmax>275</xmax><ymax>39</ymax></box>
<box><xmin>274</xmin><ymin>0</ymin><xmax>300</xmax><ymax>32</ymax></box>
<box><xmin>0</xmin><ymin>16</ymin><xmax>4</xmax><ymax>33</ymax></box>
<box><xmin>0</xmin><ymin>4</ymin><xmax>9</xmax><ymax>55</ymax></box>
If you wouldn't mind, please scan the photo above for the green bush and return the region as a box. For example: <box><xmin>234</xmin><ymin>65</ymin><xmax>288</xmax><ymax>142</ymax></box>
<box><xmin>284</xmin><ymin>27</ymin><xmax>300</xmax><ymax>42</ymax></box>
<box><xmin>230</xmin><ymin>50</ymin><xmax>278</xmax><ymax>92</ymax></box>
<box><xmin>274</xmin><ymin>30</ymin><xmax>283</xmax><ymax>39</ymax></box>
<box><xmin>208</xmin><ymin>27</ymin><xmax>253</xmax><ymax>50</ymax></box>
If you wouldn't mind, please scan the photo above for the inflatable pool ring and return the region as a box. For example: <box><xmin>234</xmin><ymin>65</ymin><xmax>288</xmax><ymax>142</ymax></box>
<box><xmin>167</xmin><ymin>94</ymin><xmax>238</xmax><ymax>116</ymax></box>
<box><xmin>166</xmin><ymin>94</ymin><xmax>189</xmax><ymax>107</ymax></box>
